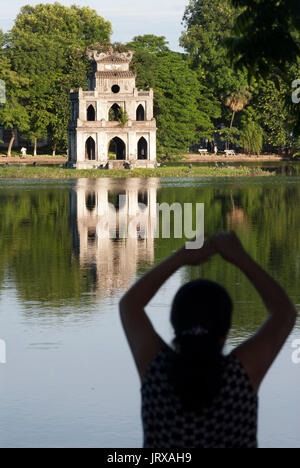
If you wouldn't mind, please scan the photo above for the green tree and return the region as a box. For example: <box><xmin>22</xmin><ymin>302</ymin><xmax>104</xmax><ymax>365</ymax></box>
<box><xmin>222</xmin><ymin>87</ymin><xmax>252</xmax><ymax>149</ymax></box>
<box><xmin>129</xmin><ymin>35</ymin><xmax>215</xmax><ymax>156</ymax></box>
<box><xmin>181</xmin><ymin>0</ymin><xmax>247</xmax><ymax>96</ymax></box>
<box><xmin>180</xmin><ymin>0</ymin><xmax>249</xmax><ymax>142</ymax></box>
<box><xmin>153</xmin><ymin>53</ymin><xmax>203</xmax><ymax>155</ymax></box>
<box><xmin>7</xmin><ymin>3</ymin><xmax>112</xmax><ymax>154</ymax></box>
<box><xmin>196</xmin><ymin>84</ymin><xmax>222</xmax><ymax>141</ymax></box>
<box><xmin>241</xmin><ymin>78</ymin><xmax>294</xmax><ymax>153</ymax></box>
<box><xmin>225</xmin><ymin>88</ymin><xmax>252</xmax><ymax>129</ymax></box>
<box><xmin>226</xmin><ymin>0</ymin><xmax>300</xmax><ymax>79</ymax></box>
<box><xmin>226</xmin><ymin>1</ymin><xmax>300</xmax><ymax>140</ymax></box>
<box><xmin>26</xmin><ymin>101</ymin><xmax>53</xmax><ymax>156</ymax></box>
<box><xmin>218</xmin><ymin>126</ymin><xmax>241</xmax><ymax>149</ymax></box>
<box><xmin>239</xmin><ymin>121</ymin><xmax>264</xmax><ymax>155</ymax></box>
<box><xmin>129</xmin><ymin>35</ymin><xmax>169</xmax><ymax>54</ymax></box>
<box><xmin>181</xmin><ymin>0</ymin><xmax>298</xmax><ymax>152</ymax></box>
<box><xmin>0</xmin><ymin>32</ymin><xmax>29</xmax><ymax>155</ymax></box>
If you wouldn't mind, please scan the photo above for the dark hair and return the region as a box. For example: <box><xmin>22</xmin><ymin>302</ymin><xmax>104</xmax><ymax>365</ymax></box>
<box><xmin>168</xmin><ymin>279</ymin><xmax>233</xmax><ymax>411</ymax></box>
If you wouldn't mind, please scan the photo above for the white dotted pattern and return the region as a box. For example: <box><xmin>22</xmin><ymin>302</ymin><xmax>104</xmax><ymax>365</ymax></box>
<box><xmin>142</xmin><ymin>349</ymin><xmax>258</xmax><ymax>448</ymax></box>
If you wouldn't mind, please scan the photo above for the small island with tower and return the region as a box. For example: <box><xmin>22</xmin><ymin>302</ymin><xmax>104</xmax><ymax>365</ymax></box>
<box><xmin>67</xmin><ymin>47</ymin><xmax>157</xmax><ymax>169</ymax></box>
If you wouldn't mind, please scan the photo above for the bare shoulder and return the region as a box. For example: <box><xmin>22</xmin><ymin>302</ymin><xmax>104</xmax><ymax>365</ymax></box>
<box><xmin>120</xmin><ymin>305</ymin><xmax>168</xmax><ymax>383</ymax></box>
<box><xmin>231</xmin><ymin>312</ymin><xmax>297</xmax><ymax>392</ymax></box>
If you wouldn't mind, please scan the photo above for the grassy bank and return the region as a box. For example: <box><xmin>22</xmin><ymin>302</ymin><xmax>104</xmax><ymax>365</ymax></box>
<box><xmin>0</xmin><ymin>165</ymin><xmax>274</xmax><ymax>179</ymax></box>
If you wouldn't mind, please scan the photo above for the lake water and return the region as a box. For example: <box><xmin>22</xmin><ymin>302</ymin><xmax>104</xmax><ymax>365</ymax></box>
<box><xmin>0</xmin><ymin>175</ymin><xmax>299</xmax><ymax>448</ymax></box>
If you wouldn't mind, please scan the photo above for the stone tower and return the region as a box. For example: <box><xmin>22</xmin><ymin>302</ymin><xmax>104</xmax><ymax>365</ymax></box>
<box><xmin>68</xmin><ymin>47</ymin><xmax>157</xmax><ymax>169</ymax></box>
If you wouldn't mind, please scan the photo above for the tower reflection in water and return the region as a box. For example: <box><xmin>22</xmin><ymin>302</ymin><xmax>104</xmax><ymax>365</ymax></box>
<box><xmin>69</xmin><ymin>179</ymin><xmax>159</xmax><ymax>297</ymax></box>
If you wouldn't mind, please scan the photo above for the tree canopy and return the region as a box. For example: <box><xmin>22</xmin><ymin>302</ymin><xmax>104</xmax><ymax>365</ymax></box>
<box><xmin>0</xmin><ymin>31</ymin><xmax>29</xmax><ymax>155</ymax></box>
<box><xmin>129</xmin><ymin>35</ymin><xmax>213</xmax><ymax>155</ymax></box>
<box><xmin>226</xmin><ymin>0</ymin><xmax>300</xmax><ymax>79</ymax></box>
<box><xmin>0</xmin><ymin>1</ymin><xmax>299</xmax><ymax>156</ymax></box>
<box><xmin>180</xmin><ymin>0</ymin><xmax>299</xmax><ymax>153</ymax></box>
<box><xmin>3</xmin><ymin>3</ymin><xmax>112</xmax><ymax>154</ymax></box>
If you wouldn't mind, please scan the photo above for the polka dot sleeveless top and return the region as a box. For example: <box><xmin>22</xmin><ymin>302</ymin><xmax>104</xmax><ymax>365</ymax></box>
<box><xmin>141</xmin><ymin>347</ymin><xmax>258</xmax><ymax>448</ymax></box>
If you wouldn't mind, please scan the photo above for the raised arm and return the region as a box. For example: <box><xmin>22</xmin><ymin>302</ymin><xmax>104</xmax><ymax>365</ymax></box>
<box><xmin>212</xmin><ymin>232</ymin><xmax>298</xmax><ymax>392</ymax></box>
<box><xmin>119</xmin><ymin>240</ymin><xmax>216</xmax><ymax>382</ymax></box>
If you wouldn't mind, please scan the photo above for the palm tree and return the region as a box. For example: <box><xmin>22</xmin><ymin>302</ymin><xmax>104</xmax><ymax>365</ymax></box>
<box><xmin>225</xmin><ymin>88</ymin><xmax>252</xmax><ymax>129</ymax></box>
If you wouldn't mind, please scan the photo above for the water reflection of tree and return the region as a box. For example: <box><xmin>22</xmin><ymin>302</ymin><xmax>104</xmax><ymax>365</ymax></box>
<box><xmin>155</xmin><ymin>181</ymin><xmax>300</xmax><ymax>334</ymax></box>
<box><xmin>226</xmin><ymin>191</ymin><xmax>248</xmax><ymax>229</ymax></box>
<box><xmin>0</xmin><ymin>188</ymin><xmax>95</xmax><ymax>310</ymax></box>
<box><xmin>0</xmin><ymin>179</ymin><xmax>300</xmax><ymax>324</ymax></box>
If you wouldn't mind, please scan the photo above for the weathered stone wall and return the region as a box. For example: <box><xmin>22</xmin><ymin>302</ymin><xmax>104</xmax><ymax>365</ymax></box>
<box><xmin>68</xmin><ymin>49</ymin><xmax>157</xmax><ymax>169</ymax></box>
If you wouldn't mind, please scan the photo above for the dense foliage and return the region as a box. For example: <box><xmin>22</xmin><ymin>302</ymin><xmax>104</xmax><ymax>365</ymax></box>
<box><xmin>1</xmin><ymin>180</ymin><xmax>300</xmax><ymax>316</ymax></box>
<box><xmin>226</xmin><ymin>0</ymin><xmax>300</xmax><ymax>79</ymax></box>
<box><xmin>0</xmin><ymin>1</ymin><xmax>299</xmax><ymax>156</ymax></box>
<box><xmin>180</xmin><ymin>0</ymin><xmax>299</xmax><ymax>155</ymax></box>
<box><xmin>1</xmin><ymin>3</ymin><xmax>111</xmax><ymax>155</ymax></box>
<box><xmin>129</xmin><ymin>36</ymin><xmax>209</xmax><ymax>155</ymax></box>
<box><xmin>226</xmin><ymin>0</ymin><xmax>300</xmax><ymax>142</ymax></box>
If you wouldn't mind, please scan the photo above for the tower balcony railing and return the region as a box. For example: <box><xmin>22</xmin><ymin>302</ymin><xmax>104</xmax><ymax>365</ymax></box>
<box><xmin>77</xmin><ymin>119</ymin><xmax>156</xmax><ymax>128</ymax></box>
<box><xmin>83</xmin><ymin>91</ymin><xmax>96</xmax><ymax>97</ymax></box>
<box><xmin>78</xmin><ymin>89</ymin><xmax>153</xmax><ymax>99</ymax></box>
<box><xmin>138</xmin><ymin>91</ymin><xmax>151</xmax><ymax>97</ymax></box>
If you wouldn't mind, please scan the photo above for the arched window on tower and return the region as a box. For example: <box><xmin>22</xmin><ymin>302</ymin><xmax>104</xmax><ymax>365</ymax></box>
<box><xmin>85</xmin><ymin>137</ymin><xmax>96</xmax><ymax>160</ymax></box>
<box><xmin>137</xmin><ymin>137</ymin><xmax>148</xmax><ymax>160</ymax></box>
<box><xmin>109</xmin><ymin>104</ymin><xmax>121</xmax><ymax>121</ymax></box>
<box><xmin>136</xmin><ymin>105</ymin><xmax>145</xmax><ymax>121</ymax></box>
<box><xmin>108</xmin><ymin>137</ymin><xmax>126</xmax><ymax>160</ymax></box>
<box><xmin>87</xmin><ymin>105</ymin><xmax>96</xmax><ymax>121</ymax></box>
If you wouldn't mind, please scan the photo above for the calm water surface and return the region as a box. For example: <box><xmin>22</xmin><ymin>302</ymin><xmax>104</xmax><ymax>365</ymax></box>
<box><xmin>0</xmin><ymin>175</ymin><xmax>299</xmax><ymax>448</ymax></box>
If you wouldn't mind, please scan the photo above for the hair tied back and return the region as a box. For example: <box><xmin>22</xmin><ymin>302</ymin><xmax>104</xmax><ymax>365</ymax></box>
<box><xmin>181</xmin><ymin>326</ymin><xmax>208</xmax><ymax>337</ymax></box>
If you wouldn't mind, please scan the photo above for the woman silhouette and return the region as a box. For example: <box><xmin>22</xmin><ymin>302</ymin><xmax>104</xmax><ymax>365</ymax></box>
<box><xmin>119</xmin><ymin>232</ymin><xmax>297</xmax><ymax>448</ymax></box>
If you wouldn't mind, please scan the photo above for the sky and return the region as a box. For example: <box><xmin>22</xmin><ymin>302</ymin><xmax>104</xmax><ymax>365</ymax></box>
<box><xmin>0</xmin><ymin>0</ymin><xmax>189</xmax><ymax>51</ymax></box>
